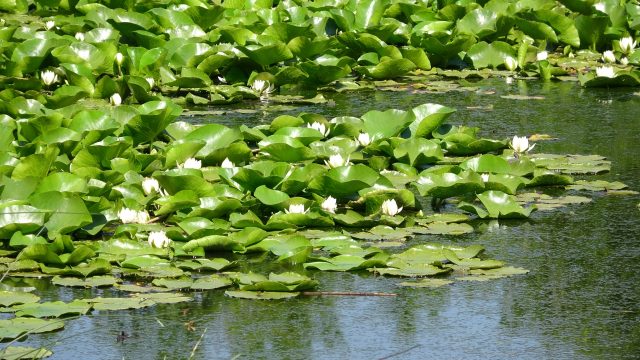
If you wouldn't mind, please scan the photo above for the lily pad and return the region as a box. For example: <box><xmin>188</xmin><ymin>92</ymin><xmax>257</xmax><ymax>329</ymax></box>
<box><xmin>224</xmin><ymin>290</ymin><xmax>299</xmax><ymax>300</ymax></box>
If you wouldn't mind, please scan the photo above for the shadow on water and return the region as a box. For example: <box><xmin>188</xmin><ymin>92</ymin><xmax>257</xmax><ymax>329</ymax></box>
<box><xmin>6</xmin><ymin>79</ymin><xmax>640</xmax><ymax>359</ymax></box>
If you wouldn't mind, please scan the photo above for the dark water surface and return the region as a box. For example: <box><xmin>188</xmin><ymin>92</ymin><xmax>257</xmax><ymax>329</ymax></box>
<box><xmin>6</xmin><ymin>79</ymin><xmax>640</xmax><ymax>359</ymax></box>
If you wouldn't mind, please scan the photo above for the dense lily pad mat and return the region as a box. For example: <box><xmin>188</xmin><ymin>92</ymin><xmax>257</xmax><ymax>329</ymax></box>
<box><xmin>0</xmin><ymin>1</ymin><xmax>636</xmax><ymax>353</ymax></box>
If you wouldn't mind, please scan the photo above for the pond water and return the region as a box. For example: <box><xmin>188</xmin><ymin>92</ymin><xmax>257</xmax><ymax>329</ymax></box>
<box><xmin>5</xmin><ymin>78</ymin><xmax>640</xmax><ymax>359</ymax></box>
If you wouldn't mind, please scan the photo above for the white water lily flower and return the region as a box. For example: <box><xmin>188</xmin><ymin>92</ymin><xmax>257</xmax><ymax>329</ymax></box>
<box><xmin>621</xmin><ymin>57</ymin><xmax>629</xmax><ymax>65</ymax></box>
<box><xmin>41</xmin><ymin>70</ymin><xmax>58</xmax><ymax>86</ymax></box>
<box><xmin>284</xmin><ymin>204</ymin><xmax>309</xmax><ymax>214</ymax></box>
<box><xmin>357</xmin><ymin>133</ymin><xmax>371</xmax><ymax>147</ymax></box>
<box><xmin>321</xmin><ymin>196</ymin><xmax>338</xmax><ymax>213</ymax></box>
<box><xmin>137</xmin><ymin>210</ymin><xmax>150</xmax><ymax>224</ymax></box>
<box><xmin>181</xmin><ymin>158</ymin><xmax>202</xmax><ymax>169</ymax></box>
<box><xmin>251</xmin><ymin>80</ymin><xmax>275</xmax><ymax>96</ymax></box>
<box><xmin>218</xmin><ymin>76</ymin><xmax>227</xmax><ymax>84</ymax></box>
<box><xmin>481</xmin><ymin>174</ymin><xmax>490</xmax><ymax>182</ymax></box>
<box><xmin>381</xmin><ymin>199</ymin><xmax>402</xmax><ymax>216</ymax></box>
<box><xmin>115</xmin><ymin>52</ymin><xmax>124</xmax><ymax>66</ymax></box>
<box><xmin>45</xmin><ymin>21</ymin><xmax>55</xmax><ymax>31</ymax></box>
<box><xmin>602</xmin><ymin>50</ymin><xmax>615</xmax><ymax>63</ymax></box>
<box><xmin>142</xmin><ymin>178</ymin><xmax>160</xmax><ymax>195</ymax></box>
<box><xmin>595</xmin><ymin>66</ymin><xmax>616</xmax><ymax>78</ymax></box>
<box><xmin>146</xmin><ymin>77</ymin><xmax>155</xmax><ymax>89</ymax></box>
<box><xmin>75</xmin><ymin>32</ymin><xmax>84</xmax><ymax>41</ymax></box>
<box><xmin>148</xmin><ymin>231</ymin><xmax>171</xmax><ymax>248</ymax></box>
<box><xmin>510</xmin><ymin>135</ymin><xmax>536</xmax><ymax>153</ymax></box>
<box><xmin>619</xmin><ymin>37</ymin><xmax>637</xmax><ymax>54</ymax></box>
<box><xmin>325</xmin><ymin>154</ymin><xmax>349</xmax><ymax>168</ymax></box>
<box><xmin>110</xmin><ymin>93</ymin><xmax>121</xmax><ymax>106</ymax></box>
<box><xmin>504</xmin><ymin>56</ymin><xmax>518</xmax><ymax>71</ymax></box>
<box><xmin>221</xmin><ymin>158</ymin><xmax>234</xmax><ymax>168</ymax></box>
<box><xmin>536</xmin><ymin>51</ymin><xmax>548</xmax><ymax>61</ymax></box>
<box><xmin>593</xmin><ymin>2</ymin><xmax>606</xmax><ymax>12</ymax></box>
<box><xmin>310</xmin><ymin>122</ymin><xmax>330</xmax><ymax>137</ymax></box>
<box><xmin>118</xmin><ymin>208</ymin><xmax>138</xmax><ymax>224</ymax></box>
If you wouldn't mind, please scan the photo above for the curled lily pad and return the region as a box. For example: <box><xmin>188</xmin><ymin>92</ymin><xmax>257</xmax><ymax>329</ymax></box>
<box><xmin>191</xmin><ymin>275</ymin><xmax>233</xmax><ymax>290</ymax></box>
<box><xmin>412</xmin><ymin>171</ymin><xmax>484</xmax><ymax>198</ymax></box>
<box><xmin>443</xmin><ymin>248</ymin><xmax>504</xmax><ymax>270</ymax></box>
<box><xmin>305</xmin><ymin>254</ymin><xmax>387</xmax><ymax>271</ymax></box>
<box><xmin>458</xmin><ymin>191</ymin><xmax>537</xmax><ymax>219</ymax></box>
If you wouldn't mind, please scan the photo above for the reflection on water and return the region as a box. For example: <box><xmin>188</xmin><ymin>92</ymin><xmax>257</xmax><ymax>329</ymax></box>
<box><xmin>5</xmin><ymin>79</ymin><xmax>640</xmax><ymax>359</ymax></box>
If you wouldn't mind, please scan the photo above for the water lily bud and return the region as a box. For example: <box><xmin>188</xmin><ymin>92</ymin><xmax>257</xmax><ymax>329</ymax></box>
<box><xmin>148</xmin><ymin>231</ymin><xmax>171</xmax><ymax>248</ymax></box>
<box><xmin>504</xmin><ymin>56</ymin><xmax>518</xmax><ymax>71</ymax></box>
<box><xmin>75</xmin><ymin>32</ymin><xmax>84</xmax><ymax>41</ymax></box>
<box><xmin>221</xmin><ymin>158</ymin><xmax>235</xmax><ymax>168</ymax></box>
<box><xmin>117</xmin><ymin>208</ymin><xmax>138</xmax><ymax>224</ymax></box>
<box><xmin>110</xmin><ymin>93</ymin><xmax>122</xmax><ymax>106</ymax></box>
<box><xmin>619</xmin><ymin>37</ymin><xmax>637</xmax><ymax>54</ymax></box>
<box><xmin>137</xmin><ymin>210</ymin><xmax>150</xmax><ymax>224</ymax></box>
<box><xmin>284</xmin><ymin>204</ymin><xmax>309</xmax><ymax>214</ymax></box>
<box><xmin>310</xmin><ymin>122</ymin><xmax>329</xmax><ymax>137</ymax></box>
<box><xmin>41</xmin><ymin>70</ymin><xmax>58</xmax><ymax>86</ymax></box>
<box><xmin>146</xmin><ymin>77</ymin><xmax>155</xmax><ymax>89</ymax></box>
<box><xmin>182</xmin><ymin>158</ymin><xmax>201</xmax><ymax>169</ymax></box>
<box><xmin>115</xmin><ymin>52</ymin><xmax>124</xmax><ymax>66</ymax></box>
<box><xmin>602</xmin><ymin>50</ymin><xmax>615</xmax><ymax>63</ymax></box>
<box><xmin>142</xmin><ymin>178</ymin><xmax>160</xmax><ymax>195</ymax></box>
<box><xmin>417</xmin><ymin>210</ymin><xmax>424</xmax><ymax>217</ymax></box>
<box><xmin>0</xmin><ymin>19</ymin><xmax>5</xmax><ymax>26</ymax></box>
<box><xmin>44</xmin><ymin>21</ymin><xmax>54</xmax><ymax>31</ymax></box>
<box><xmin>510</xmin><ymin>135</ymin><xmax>536</xmax><ymax>153</ymax></box>
<box><xmin>595</xmin><ymin>66</ymin><xmax>615</xmax><ymax>78</ymax></box>
<box><xmin>621</xmin><ymin>57</ymin><xmax>629</xmax><ymax>65</ymax></box>
<box><xmin>357</xmin><ymin>133</ymin><xmax>371</xmax><ymax>147</ymax></box>
<box><xmin>536</xmin><ymin>51</ymin><xmax>548</xmax><ymax>61</ymax></box>
<box><xmin>325</xmin><ymin>154</ymin><xmax>348</xmax><ymax>169</ymax></box>
<box><xmin>481</xmin><ymin>174</ymin><xmax>490</xmax><ymax>182</ymax></box>
<box><xmin>381</xmin><ymin>199</ymin><xmax>402</xmax><ymax>216</ymax></box>
<box><xmin>321</xmin><ymin>196</ymin><xmax>338</xmax><ymax>213</ymax></box>
<box><xmin>568</xmin><ymin>52</ymin><xmax>575</xmax><ymax>58</ymax></box>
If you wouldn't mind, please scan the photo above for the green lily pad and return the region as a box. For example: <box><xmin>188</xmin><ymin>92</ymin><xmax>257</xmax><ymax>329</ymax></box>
<box><xmin>0</xmin><ymin>291</ymin><xmax>40</xmax><ymax>307</ymax></box>
<box><xmin>395</xmin><ymin>279</ymin><xmax>454</xmax><ymax>287</ymax></box>
<box><xmin>0</xmin><ymin>347</ymin><xmax>52</xmax><ymax>359</ymax></box>
<box><xmin>443</xmin><ymin>248</ymin><xmax>504</xmax><ymax>270</ymax></box>
<box><xmin>88</xmin><ymin>297</ymin><xmax>155</xmax><ymax>310</ymax></box>
<box><xmin>3</xmin><ymin>300</ymin><xmax>92</xmax><ymax>318</ymax></box>
<box><xmin>191</xmin><ymin>275</ymin><xmax>233</xmax><ymax>290</ymax></box>
<box><xmin>152</xmin><ymin>276</ymin><xmax>194</xmax><ymax>290</ymax></box>
<box><xmin>224</xmin><ymin>290</ymin><xmax>299</xmax><ymax>300</ymax></box>
<box><xmin>51</xmin><ymin>276</ymin><xmax>119</xmax><ymax>288</ymax></box>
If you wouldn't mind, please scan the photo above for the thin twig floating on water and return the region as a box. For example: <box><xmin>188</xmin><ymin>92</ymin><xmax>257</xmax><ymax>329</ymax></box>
<box><xmin>189</xmin><ymin>328</ymin><xmax>208</xmax><ymax>360</ymax></box>
<box><xmin>376</xmin><ymin>345</ymin><xmax>422</xmax><ymax>360</ymax></box>
<box><xmin>302</xmin><ymin>292</ymin><xmax>396</xmax><ymax>297</ymax></box>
